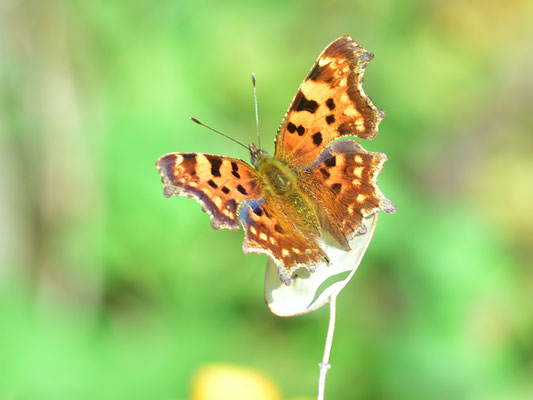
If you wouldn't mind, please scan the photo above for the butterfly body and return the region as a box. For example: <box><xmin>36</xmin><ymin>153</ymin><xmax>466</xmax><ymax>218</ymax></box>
<box><xmin>157</xmin><ymin>36</ymin><xmax>396</xmax><ymax>285</ymax></box>
<box><xmin>253</xmin><ymin>148</ymin><xmax>295</xmax><ymax>196</ymax></box>
<box><xmin>251</xmin><ymin>146</ymin><xmax>321</xmax><ymax>235</ymax></box>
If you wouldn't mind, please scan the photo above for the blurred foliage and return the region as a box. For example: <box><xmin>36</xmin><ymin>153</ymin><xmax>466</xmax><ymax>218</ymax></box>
<box><xmin>1</xmin><ymin>0</ymin><xmax>532</xmax><ymax>399</ymax></box>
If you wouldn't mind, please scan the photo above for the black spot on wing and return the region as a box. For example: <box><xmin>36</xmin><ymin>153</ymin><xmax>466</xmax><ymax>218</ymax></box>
<box><xmin>326</xmin><ymin>115</ymin><xmax>335</xmax><ymax>125</ymax></box>
<box><xmin>312</xmin><ymin>132</ymin><xmax>322</xmax><ymax>146</ymax></box>
<box><xmin>296</xmin><ymin>125</ymin><xmax>305</xmax><ymax>136</ymax></box>
<box><xmin>319</xmin><ymin>168</ymin><xmax>330</xmax><ymax>179</ymax></box>
<box><xmin>331</xmin><ymin>183</ymin><xmax>342</xmax><ymax>195</ymax></box>
<box><xmin>253</xmin><ymin>206</ymin><xmax>263</xmax><ymax>216</ymax></box>
<box><xmin>230</xmin><ymin>161</ymin><xmax>241</xmax><ymax>178</ymax></box>
<box><xmin>324</xmin><ymin>156</ymin><xmax>336</xmax><ymax>167</ymax></box>
<box><xmin>182</xmin><ymin>153</ymin><xmax>197</xmax><ymax>162</ymax></box>
<box><xmin>206</xmin><ymin>155</ymin><xmax>222</xmax><ymax>177</ymax></box>
<box><xmin>208</xmin><ymin>179</ymin><xmax>217</xmax><ymax>189</ymax></box>
<box><xmin>287</xmin><ymin>122</ymin><xmax>297</xmax><ymax>133</ymax></box>
<box><xmin>293</xmin><ymin>91</ymin><xmax>318</xmax><ymax>114</ymax></box>
<box><xmin>274</xmin><ymin>224</ymin><xmax>284</xmax><ymax>234</ymax></box>
<box><xmin>237</xmin><ymin>184</ymin><xmax>247</xmax><ymax>195</ymax></box>
<box><xmin>221</xmin><ymin>186</ymin><xmax>230</xmax><ymax>194</ymax></box>
<box><xmin>326</xmin><ymin>98</ymin><xmax>335</xmax><ymax>110</ymax></box>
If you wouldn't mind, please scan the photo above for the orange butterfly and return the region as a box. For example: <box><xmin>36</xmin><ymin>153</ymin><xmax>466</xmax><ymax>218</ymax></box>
<box><xmin>156</xmin><ymin>36</ymin><xmax>396</xmax><ymax>285</ymax></box>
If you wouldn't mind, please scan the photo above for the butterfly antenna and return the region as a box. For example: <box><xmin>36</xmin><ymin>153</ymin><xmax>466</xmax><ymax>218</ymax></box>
<box><xmin>189</xmin><ymin>117</ymin><xmax>248</xmax><ymax>151</ymax></box>
<box><xmin>252</xmin><ymin>73</ymin><xmax>261</xmax><ymax>149</ymax></box>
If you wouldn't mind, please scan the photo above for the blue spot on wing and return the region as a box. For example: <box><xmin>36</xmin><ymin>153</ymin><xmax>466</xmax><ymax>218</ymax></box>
<box><xmin>239</xmin><ymin>199</ymin><xmax>263</xmax><ymax>227</ymax></box>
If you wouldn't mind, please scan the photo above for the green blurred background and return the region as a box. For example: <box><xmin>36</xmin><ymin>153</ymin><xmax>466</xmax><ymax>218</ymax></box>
<box><xmin>1</xmin><ymin>0</ymin><xmax>532</xmax><ymax>399</ymax></box>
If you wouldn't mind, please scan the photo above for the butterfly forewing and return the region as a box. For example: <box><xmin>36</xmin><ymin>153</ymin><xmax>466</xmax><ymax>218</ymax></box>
<box><xmin>156</xmin><ymin>153</ymin><xmax>262</xmax><ymax>230</ymax></box>
<box><xmin>274</xmin><ymin>35</ymin><xmax>385</xmax><ymax>167</ymax></box>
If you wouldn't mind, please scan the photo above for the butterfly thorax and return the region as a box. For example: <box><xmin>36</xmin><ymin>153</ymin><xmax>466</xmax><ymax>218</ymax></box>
<box><xmin>249</xmin><ymin>143</ymin><xmax>321</xmax><ymax>235</ymax></box>
<box><xmin>249</xmin><ymin>142</ymin><xmax>297</xmax><ymax>195</ymax></box>
<box><xmin>257</xmin><ymin>156</ymin><xmax>294</xmax><ymax>195</ymax></box>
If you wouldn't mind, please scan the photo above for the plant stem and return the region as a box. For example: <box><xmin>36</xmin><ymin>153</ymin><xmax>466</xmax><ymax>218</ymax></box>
<box><xmin>317</xmin><ymin>293</ymin><xmax>337</xmax><ymax>400</ymax></box>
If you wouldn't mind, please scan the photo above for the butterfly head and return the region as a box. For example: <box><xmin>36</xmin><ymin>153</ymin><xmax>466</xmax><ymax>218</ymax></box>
<box><xmin>249</xmin><ymin>142</ymin><xmax>269</xmax><ymax>168</ymax></box>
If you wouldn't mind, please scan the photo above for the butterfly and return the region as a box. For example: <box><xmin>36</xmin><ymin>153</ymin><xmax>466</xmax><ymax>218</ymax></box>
<box><xmin>156</xmin><ymin>35</ymin><xmax>396</xmax><ymax>286</ymax></box>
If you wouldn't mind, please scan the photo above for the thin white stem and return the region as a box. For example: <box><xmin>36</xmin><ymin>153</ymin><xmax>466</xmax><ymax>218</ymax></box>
<box><xmin>317</xmin><ymin>293</ymin><xmax>338</xmax><ymax>400</ymax></box>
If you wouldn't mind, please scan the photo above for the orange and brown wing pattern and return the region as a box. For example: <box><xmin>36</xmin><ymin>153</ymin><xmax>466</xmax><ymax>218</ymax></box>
<box><xmin>156</xmin><ymin>153</ymin><xmax>262</xmax><ymax>231</ymax></box>
<box><xmin>275</xmin><ymin>35</ymin><xmax>384</xmax><ymax>167</ymax></box>
<box><xmin>239</xmin><ymin>198</ymin><xmax>328</xmax><ymax>285</ymax></box>
<box><xmin>302</xmin><ymin>140</ymin><xmax>396</xmax><ymax>247</ymax></box>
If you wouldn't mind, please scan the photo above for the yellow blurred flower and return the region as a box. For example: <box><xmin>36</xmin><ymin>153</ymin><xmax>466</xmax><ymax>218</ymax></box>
<box><xmin>191</xmin><ymin>363</ymin><xmax>282</xmax><ymax>400</ymax></box>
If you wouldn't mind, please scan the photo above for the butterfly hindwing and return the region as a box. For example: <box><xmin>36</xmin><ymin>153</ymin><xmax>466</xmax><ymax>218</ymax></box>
<box><xmin>274</xmin><ymin>35</ymin><xmax>384</xmax><ymax>167</ymax></box>
<box><xmin>301</xmin><ymin>140</ymin><xmax>396</xmax><ymax>247</ymax></box>
<box><xmin>156</xmin><ymin>153</ymin><xmax>262</xmax><ymax>230</ymax></box>
<box><xmin>239</xmin><ymin>198</ymin><xmax>328</xmax><ymax>284</ymax></box>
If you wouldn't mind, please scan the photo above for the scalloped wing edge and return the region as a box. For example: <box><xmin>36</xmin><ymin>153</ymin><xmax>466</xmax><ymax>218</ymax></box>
<box><xmin>275</xmin><ymin>35</ymin><xmax>385</xmax><ymax>148</ymax></box>
<box><xmin>156</xmin><ymin>154</ymin><xmax>241</xmax><ymax>232</ymax></box>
